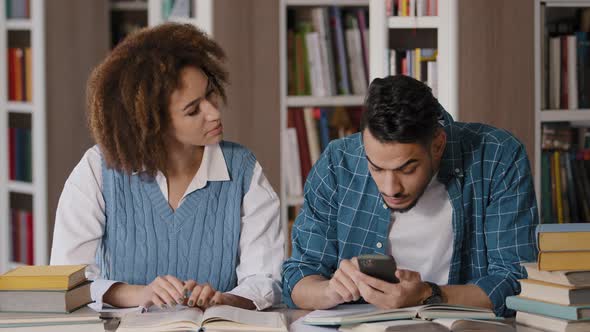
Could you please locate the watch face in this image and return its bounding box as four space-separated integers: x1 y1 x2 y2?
425 294 443 305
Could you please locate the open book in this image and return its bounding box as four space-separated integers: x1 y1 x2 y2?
303 304 497 326
117 305 287 332
338 318 515 332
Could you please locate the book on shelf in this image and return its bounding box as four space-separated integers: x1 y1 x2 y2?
0 280 92 313
117 305 287 332
8 126 32 182
287 7 369 97
521 262 590 288
386 48 438 95
507 296 590 321
540 124 590 223
519 278 590 306
544 9 590 110
339 318 513 332
9 208 33 265
302 303 496 326
286 107 364 196
0 306 103 332
516 311 590 332
7 47 32 103
6 0 30 19
0 265 87 291
386 0 438 17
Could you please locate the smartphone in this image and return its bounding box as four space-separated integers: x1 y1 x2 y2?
357 254 399 284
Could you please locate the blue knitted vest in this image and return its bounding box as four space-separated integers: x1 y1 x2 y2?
97 141 255 291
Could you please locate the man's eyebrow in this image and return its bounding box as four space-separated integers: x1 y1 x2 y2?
366 155 418 171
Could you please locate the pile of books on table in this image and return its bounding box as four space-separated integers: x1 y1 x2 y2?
0 265 102 331
508 223 590 332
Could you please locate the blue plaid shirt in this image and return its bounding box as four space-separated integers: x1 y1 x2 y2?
282 110 539 317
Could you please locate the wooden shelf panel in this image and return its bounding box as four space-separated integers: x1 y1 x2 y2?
540 110 590 122
7 181 34 195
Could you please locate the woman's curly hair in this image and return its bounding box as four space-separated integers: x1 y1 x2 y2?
87 23 228 176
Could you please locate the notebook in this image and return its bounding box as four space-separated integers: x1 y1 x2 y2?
302 304 497 326
117 304 287 332
0 265 87 290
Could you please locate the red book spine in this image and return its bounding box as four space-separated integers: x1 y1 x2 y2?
8 48 16 101
26 211 34 265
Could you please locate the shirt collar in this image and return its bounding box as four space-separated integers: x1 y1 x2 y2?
436 105 465 184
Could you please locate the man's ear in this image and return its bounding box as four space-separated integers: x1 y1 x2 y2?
431 128 446 159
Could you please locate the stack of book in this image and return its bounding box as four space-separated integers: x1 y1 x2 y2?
507 223 590 332
0 265 101 331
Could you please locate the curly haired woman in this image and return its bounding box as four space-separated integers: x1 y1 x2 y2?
50 23 283 311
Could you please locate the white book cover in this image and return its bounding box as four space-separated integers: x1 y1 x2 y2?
567 35 578 109
285 128 303 197
390 49 397 76
550 37 561 110
312 8 336 96
303 108 321 165
305 32 325 96
427 61 438 98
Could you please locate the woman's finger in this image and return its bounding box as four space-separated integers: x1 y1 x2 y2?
197 284 214 308
188 284 203 307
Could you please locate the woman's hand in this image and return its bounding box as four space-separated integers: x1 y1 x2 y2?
184 281 223 309
139 275 186 308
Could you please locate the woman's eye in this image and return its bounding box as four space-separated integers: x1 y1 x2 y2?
187 105 200 116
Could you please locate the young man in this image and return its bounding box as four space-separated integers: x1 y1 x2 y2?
282 75 538 317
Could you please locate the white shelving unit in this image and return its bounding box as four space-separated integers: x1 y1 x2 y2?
369 0 458 120
148 0 212 36
279 0 459 250
0 0 47 274
533 0 590 210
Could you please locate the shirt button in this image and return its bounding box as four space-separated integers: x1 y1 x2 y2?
382 203 388 209
376 242 383 249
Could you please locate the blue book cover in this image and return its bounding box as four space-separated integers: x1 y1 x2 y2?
537 223 590 234
318 109 330 151
330 6 351 95
506 296 590 321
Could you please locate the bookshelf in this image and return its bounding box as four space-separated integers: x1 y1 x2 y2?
0 1 109 274
279 0 458 250
0 0 46 274
534 0 590 224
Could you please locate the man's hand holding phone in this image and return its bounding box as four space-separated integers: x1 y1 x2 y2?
323 258 362 307
355 254 430 310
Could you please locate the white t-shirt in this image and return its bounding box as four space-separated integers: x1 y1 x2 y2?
387 175 453 285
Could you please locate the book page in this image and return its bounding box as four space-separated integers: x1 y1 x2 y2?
202 305 286 331
118 307 203 331
434 319 515 332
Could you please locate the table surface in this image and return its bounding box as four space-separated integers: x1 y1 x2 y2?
103 308 547 332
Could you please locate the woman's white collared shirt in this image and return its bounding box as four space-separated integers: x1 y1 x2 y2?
50 144 284 310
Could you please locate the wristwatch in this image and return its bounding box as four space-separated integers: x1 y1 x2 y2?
422 281 444 305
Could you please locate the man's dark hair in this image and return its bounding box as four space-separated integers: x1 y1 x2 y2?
361 75 442 145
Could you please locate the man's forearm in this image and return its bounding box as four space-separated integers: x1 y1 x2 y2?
291 275 338 310
439 284 493 310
